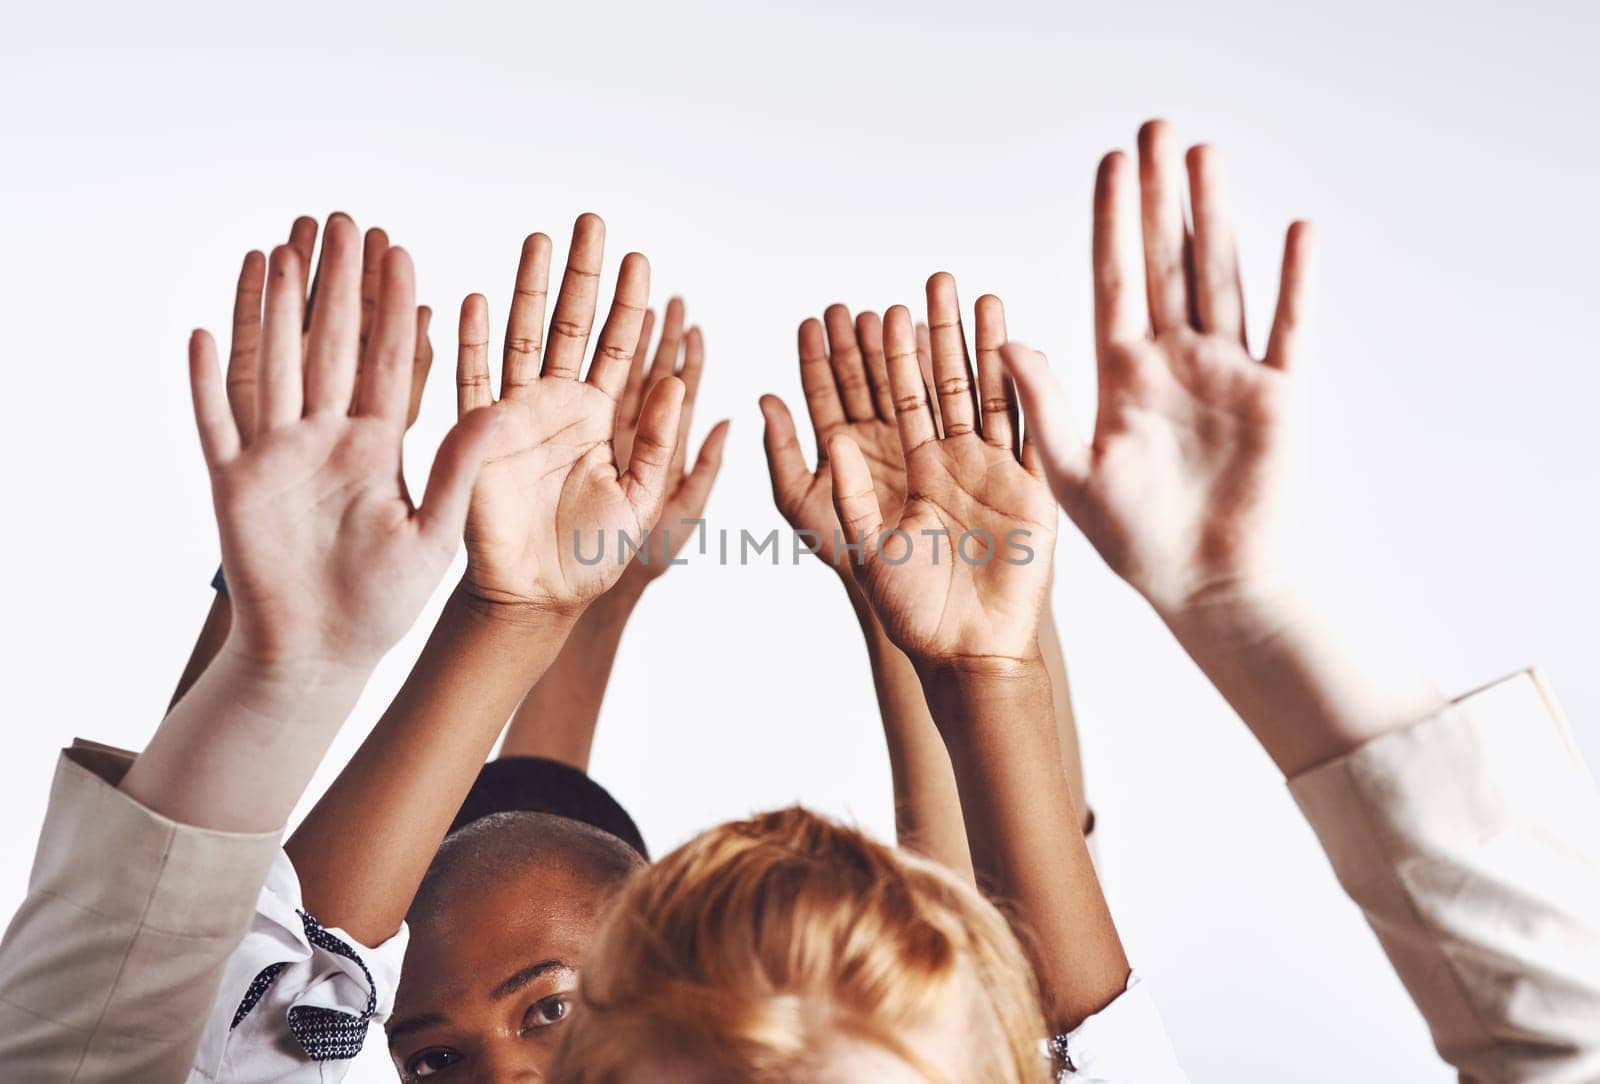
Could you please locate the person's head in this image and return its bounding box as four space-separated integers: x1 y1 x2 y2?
386 810 647 1081
551 806 1051 1083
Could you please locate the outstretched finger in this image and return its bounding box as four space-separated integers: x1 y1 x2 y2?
542 214 605 380
926 273 976 436
1001 344 1091 508
619 375 686 523
257 244 306 431
974 293 1016 453
352 247 419 423
416 406 500 548
647 296 685 387
189 329 240 467
225 250 266 446
359 226 391 360
824 303 874 422
886 307 938 457
617 307 655 428
915 320 943 435
406 306 434 429
585 251 650 400
826 433 885 567
673 419 731 521
1187 144 1245 344
759 393 813 517
1137 119 1193 335
798 316 846 459
856 310 895 422
302 214 363 415
503 232 553 395
456 294 493 415
289 215 317 325
668 324 705 477
1264 221 1318 371
1094 151 1147 351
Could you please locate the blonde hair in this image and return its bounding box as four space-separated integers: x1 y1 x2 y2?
551 807 1050 1083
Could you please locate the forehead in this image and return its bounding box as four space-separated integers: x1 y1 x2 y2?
395 858 615 1009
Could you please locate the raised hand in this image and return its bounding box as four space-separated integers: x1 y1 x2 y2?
169 217 441 709
828 275 1058 665
192 214 498 670
455 214 685 617
615 297 729 587
762 305 907 576
1003 120 1317 616
223 217 436 446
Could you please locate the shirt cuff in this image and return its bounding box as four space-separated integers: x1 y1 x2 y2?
37 741 281 946
1287 669 1600 896
1054 972 1190 1082
0 742 281 1057
194 850 409 1078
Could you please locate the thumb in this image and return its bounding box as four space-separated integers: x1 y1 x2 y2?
620 375 686 524
1000 343 1090 508
673 419 731 521
826 432 884 568
416 406 500 546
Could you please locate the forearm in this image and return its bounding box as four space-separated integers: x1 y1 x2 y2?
122 644 370 834
919 657 1128 1030
1037 598 1089 830
1161 576 1446 779
847 586 974 880
169 590 233 709
499 577 643 769
286 587 575 945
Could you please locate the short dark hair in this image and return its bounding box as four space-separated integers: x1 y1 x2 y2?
409 810 647 931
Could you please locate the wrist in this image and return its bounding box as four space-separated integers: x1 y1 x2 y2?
455 573 587 625
207 639 371 720
1158 572 1311 658
450 579 581 643
571 579 642 642
915 653 1051 734
607 565 652 610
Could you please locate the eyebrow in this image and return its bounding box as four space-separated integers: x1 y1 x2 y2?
490 959 572 1001
386 1011 448 1044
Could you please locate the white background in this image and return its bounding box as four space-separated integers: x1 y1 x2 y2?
2 1 1597 1079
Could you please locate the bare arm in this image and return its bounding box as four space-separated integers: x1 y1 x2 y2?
282 217 685 945
847 587 973 878
1037 596 1089 829
761 306 973 875
829 286 1129 1030
919 658 1125 1028
287 592 575 941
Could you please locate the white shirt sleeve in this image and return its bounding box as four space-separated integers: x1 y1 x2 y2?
189 850 410 1084
1052 971 1190 1082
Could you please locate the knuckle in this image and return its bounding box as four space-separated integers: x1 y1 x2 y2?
549 318 590 340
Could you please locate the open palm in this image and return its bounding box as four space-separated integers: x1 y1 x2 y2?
195 216 495 668
1006 121 1316 615
762 306 907 574
456 216 684 615
829 278 1057 664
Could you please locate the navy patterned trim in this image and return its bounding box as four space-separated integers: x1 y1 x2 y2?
230 910 377 1061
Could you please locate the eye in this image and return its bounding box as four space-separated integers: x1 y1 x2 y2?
522 993 571 1031
405 1047 464 1077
